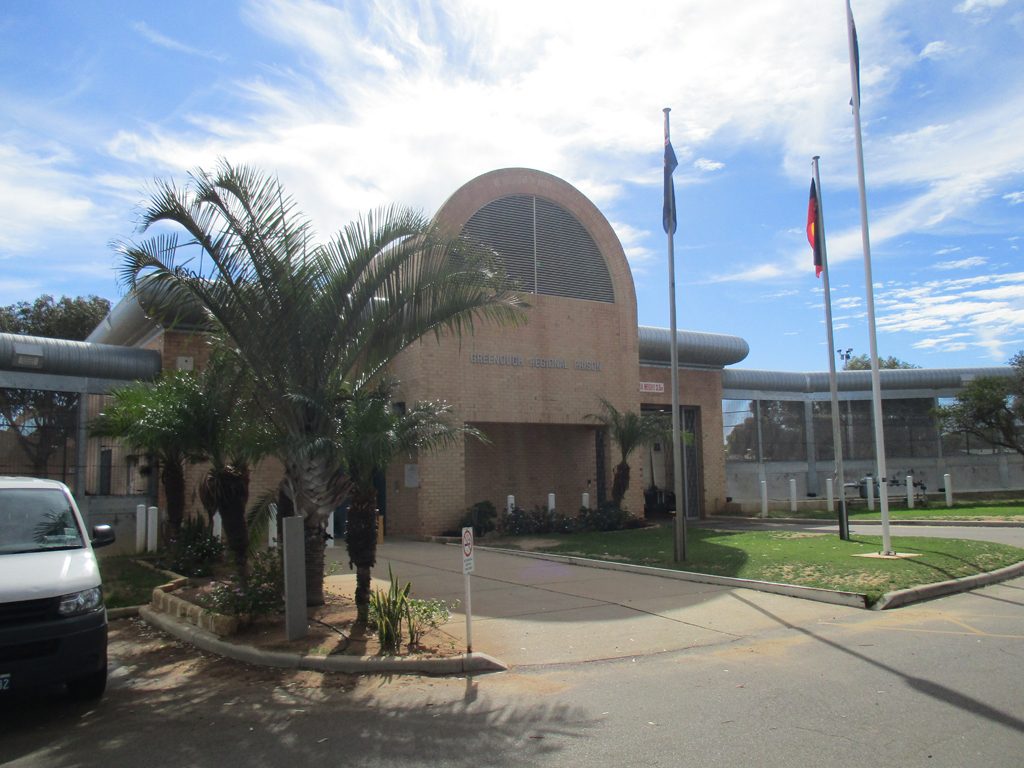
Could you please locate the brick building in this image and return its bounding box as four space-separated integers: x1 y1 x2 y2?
85 167 749 535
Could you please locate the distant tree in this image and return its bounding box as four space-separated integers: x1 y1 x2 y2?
587 399 668 508
90 372 202 535
935 352 1024 458
0 295 111 339
0 295 111 477
843 354 918 371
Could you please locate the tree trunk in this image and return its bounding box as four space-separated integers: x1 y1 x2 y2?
162 460 186 535
200 466 250 580
282 455 345 607
346 485 378 625
612 461 630 508
304 520 326 606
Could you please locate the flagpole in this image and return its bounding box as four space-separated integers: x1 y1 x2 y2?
846 0 893 554
812 156 850 541
664 107 687 562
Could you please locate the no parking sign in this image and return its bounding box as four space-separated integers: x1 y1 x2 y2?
461 526 475 652
462 526 475 574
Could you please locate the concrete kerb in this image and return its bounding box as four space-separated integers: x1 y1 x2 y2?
872 559 1024 610
138 606 507 676
707 516 1024 528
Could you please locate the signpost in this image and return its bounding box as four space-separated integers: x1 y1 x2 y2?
462 526 474 653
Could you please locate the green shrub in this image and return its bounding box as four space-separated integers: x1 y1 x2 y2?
369 565 411 655
163 517 224 577
406 597 454 646
458 500 498 538
498 504 576 536
579 502 630 532
198 551 283 616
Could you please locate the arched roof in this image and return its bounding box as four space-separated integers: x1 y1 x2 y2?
638 326 750 369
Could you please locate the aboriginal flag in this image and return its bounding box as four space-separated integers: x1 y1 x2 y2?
807 179 823 278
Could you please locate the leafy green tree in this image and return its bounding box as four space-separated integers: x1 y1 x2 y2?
89 373 200 534
0 295 111 478
587 399 668 508
115 161 524 605
936 352 1024 458
843 354 918 371
337 381 482 623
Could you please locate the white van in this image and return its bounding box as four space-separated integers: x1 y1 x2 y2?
0 477 115 699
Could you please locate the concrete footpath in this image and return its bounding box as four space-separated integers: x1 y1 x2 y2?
327 540 869 668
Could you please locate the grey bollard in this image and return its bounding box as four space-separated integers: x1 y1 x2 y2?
146 506 158 552
282 516 307 640
944 473 953 507
135 504 146 553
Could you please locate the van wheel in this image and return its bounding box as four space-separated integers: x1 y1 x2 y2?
67 666 107 700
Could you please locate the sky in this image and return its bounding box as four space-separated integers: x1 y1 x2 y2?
1 0 1022 372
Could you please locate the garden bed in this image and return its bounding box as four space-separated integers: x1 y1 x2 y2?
147 573 463 659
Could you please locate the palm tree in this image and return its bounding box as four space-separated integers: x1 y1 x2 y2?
587 399 668 509
191 352 275 578
90 372 202 535
337 381 481 623
116 160 524 604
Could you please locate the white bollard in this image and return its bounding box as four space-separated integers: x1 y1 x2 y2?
789 478 797 514
826 478 835 514
906 475 914 509
507 495 515 514
146 506 158 552
547 493 556 512
135 504 146 553
326 511 335 548
212 511 223 540
944 473 953 508
268 503 279 548
866 479 875 511
581 492 590 510
760 480 768 518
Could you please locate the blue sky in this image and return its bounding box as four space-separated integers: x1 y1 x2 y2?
1 0 1022 372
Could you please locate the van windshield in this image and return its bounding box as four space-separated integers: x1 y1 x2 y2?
0 488 85 555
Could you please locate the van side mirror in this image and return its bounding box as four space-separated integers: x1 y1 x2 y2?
91 524 116 549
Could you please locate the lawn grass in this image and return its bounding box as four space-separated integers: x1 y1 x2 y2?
494 524 1024 603
99 556 171 609
760 501 1024 522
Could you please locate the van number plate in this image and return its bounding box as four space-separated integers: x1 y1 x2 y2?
0 673 10 691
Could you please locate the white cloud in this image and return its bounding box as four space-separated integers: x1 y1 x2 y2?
694 158 725 172
705 263 784 283
919 41 954 60
876 272 1024 361
131 21 227 62
935 256 986 269
954 0 1008 13
0 144 98 254
1004 191 1024 205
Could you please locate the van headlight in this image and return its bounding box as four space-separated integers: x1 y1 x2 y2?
58 587 104 616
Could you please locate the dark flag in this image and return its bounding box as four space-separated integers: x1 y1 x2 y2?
807 179 823 277
849 4 861 109
663 135 678 235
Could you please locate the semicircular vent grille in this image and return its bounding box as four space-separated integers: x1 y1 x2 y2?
460 195 615 303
